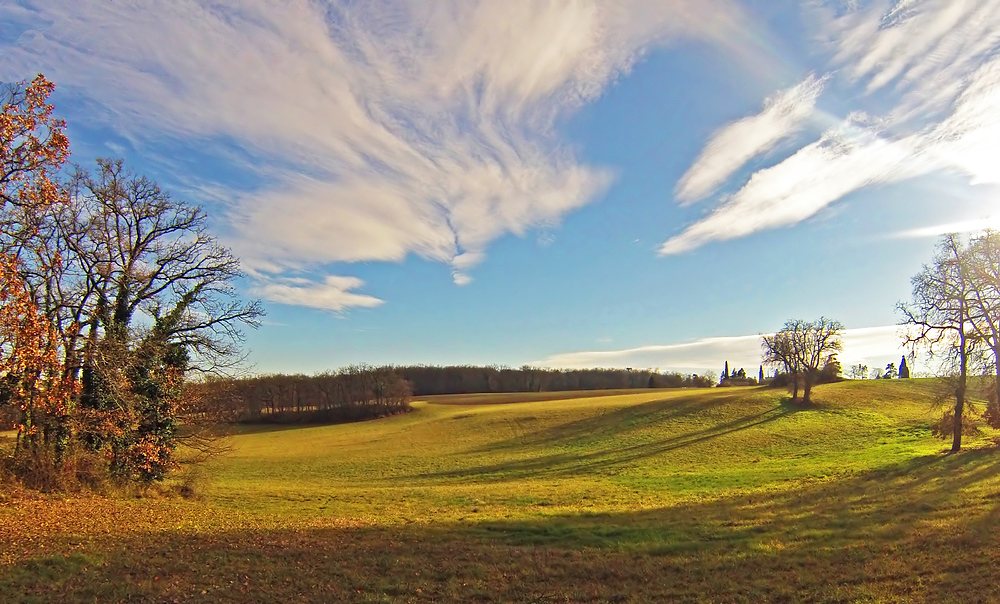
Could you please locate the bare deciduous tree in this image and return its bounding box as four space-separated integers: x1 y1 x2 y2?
762 318 843 405
898 234 979 452
965 230 1000 414
848 364 869 380
1 76 263 486
5 157 263 482
762 329 800 400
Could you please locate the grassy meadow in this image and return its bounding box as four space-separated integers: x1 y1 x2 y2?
3 380 1000 602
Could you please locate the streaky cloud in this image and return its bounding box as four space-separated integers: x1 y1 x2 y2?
833 0 1000 114
255 276 384 313
537 325 908 373
662 117 922 255
0 0 752 311
675 74 826 204
893 217 1000 239
664 0 1000 254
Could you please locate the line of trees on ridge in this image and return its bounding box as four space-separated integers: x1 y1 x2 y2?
718 361 760 387
847 357 911 380
191 365 412 424
199 365 717 423
395 365 715 395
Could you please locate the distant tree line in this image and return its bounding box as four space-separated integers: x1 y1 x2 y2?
193 365 412 424
849 356 911 380
200 365 717 424
718 361 758 387
393 365 714 395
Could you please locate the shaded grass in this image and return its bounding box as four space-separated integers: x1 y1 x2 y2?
4 451 1000 603
415 388 677 405
198 384 957 519
2 380 1000 602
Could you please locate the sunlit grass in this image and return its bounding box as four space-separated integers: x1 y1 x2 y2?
202 382 960 522
3 380 999 602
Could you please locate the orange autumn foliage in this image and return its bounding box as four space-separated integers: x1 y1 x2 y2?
0 254 77 439
0 74 70 211
0 74 75 446
1 76 257 487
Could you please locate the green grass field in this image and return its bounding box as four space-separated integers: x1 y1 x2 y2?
3 380 1000 602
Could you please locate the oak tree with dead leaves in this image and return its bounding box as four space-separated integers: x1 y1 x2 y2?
0 75 261 485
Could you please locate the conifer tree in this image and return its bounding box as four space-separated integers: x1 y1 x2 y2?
899 356 910 379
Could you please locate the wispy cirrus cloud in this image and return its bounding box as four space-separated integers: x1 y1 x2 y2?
894 216 1000 240
536 325 908 373
538 333 763 372
674 74 827 205
1 0 756 309
662 116 924 254
663 0 1000 254
255 276 384 314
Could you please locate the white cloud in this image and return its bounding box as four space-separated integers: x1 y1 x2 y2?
928 54 1000 186
1 0 752 310
840 325 910 367
537 333 764 372
832 0 1000 116
894 216 1000 239
536 325 909 373
675 75 827 204
662 117 923 255
255 275 384 313
665 0 1000 253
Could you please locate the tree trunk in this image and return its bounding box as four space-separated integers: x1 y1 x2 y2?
791 371 799 403
994 344 1000 411
953 384 965 453
953 330 969 453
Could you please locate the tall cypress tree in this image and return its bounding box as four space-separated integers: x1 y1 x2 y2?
899 356 910 379
759 365 764 383
723 361 729 380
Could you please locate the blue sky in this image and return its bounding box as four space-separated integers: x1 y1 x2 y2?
2 0 1000 376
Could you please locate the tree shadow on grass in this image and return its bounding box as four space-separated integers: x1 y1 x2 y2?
206 423 320 437
411 398 798 482
474 390 761 453
479 449 998 541
419 389 661 406
3 450 1000 603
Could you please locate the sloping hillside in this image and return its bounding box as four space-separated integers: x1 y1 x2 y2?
204 381 975 520
3 380 999 603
